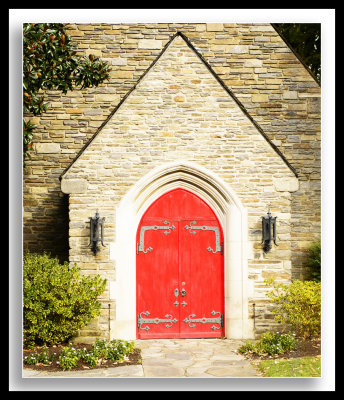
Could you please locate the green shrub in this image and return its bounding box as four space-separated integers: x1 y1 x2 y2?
58 343 80 370
59 340 135 370
238 340 256 355
258 332 298 355
306 241 321 282
24 346 57 365
84 339 135 363
265 278 321 339
106 340 135 362
23 252 106 348
92 338 108 359
79 346 100 367
239 332 298 357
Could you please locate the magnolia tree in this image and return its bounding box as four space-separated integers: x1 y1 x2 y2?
23 23 111 165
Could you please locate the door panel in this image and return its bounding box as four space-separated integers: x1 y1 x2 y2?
136 218 179 338
179 219 224 338
136 189 224 339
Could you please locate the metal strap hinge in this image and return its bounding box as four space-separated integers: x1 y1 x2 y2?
137 311 178 331
137 221 175 254
183 310 223 331
185 221 223 254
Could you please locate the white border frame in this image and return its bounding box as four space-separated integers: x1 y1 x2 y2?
10 8 335 391
109 161 252 339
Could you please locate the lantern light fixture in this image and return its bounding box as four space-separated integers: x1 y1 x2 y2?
88 210 106 255
261 207 278 253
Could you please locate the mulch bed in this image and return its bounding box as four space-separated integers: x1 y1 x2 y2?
243 339 321 361
23 343 142 372
23 339 321 372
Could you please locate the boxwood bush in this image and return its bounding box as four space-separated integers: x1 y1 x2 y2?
23 252 106 348
265 278 321 339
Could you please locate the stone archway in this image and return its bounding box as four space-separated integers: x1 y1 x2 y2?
109 161 252 340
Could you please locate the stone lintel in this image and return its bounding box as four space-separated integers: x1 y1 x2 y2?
35 143 60 154
61 178 87 194
273 177 299 192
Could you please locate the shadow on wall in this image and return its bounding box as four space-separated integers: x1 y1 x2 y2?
24 193 70 264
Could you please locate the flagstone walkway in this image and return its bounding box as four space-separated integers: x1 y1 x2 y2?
23 338 261 378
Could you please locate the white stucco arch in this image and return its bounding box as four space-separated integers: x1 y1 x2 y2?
109 161 253 339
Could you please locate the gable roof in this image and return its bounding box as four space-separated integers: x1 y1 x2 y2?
59 31 298 180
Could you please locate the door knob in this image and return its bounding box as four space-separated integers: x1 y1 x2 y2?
174 288 179 297
181 288 187 297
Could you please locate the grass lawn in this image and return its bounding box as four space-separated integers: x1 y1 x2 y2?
257 356 321 377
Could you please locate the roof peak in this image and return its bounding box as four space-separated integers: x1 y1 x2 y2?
60 30 298 180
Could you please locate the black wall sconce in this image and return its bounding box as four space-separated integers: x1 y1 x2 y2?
88 211 106 255
261 207 278 253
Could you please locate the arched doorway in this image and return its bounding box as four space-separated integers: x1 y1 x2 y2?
111 161 251 340
136 188 224 339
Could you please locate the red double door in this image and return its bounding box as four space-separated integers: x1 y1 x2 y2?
136 188 224 339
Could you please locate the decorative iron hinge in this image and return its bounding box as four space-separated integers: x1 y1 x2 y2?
183 310 223 331
137 221 175 254
184 221 223 254
137 311 178 331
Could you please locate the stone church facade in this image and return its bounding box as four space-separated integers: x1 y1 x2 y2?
23 23 320 342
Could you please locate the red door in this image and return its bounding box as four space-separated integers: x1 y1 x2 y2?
136 188 224 339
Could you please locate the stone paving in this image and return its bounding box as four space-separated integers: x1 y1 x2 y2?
23 339 261 378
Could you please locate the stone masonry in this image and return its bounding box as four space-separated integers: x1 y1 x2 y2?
23 24 321 340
